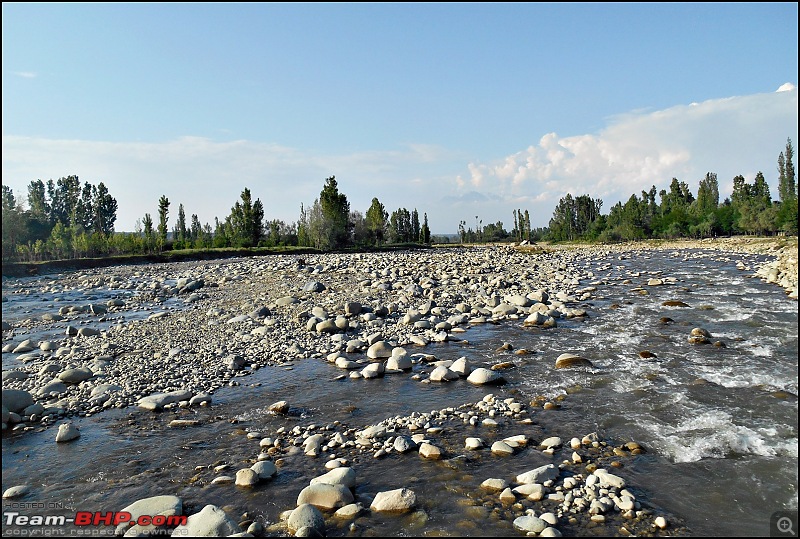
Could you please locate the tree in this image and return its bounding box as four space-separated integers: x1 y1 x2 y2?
365 197 388 246
91 182 117 236
411 209 421 243
142 213 154 253
694 172 720 217
157 195 170 249
420 213 431 244
777 138 798 235
174 203 187 247
319 176 351 249
778 138 796 203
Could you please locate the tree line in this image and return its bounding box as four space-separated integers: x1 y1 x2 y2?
2 139 795 262
545 138 796 242
452 138 796 244
1 175 433 262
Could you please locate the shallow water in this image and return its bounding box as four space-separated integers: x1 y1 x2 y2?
2 249 797 537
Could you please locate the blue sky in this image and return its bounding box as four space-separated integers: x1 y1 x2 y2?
3 3 798 234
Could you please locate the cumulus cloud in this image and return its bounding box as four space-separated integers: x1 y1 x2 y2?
459 88 798 220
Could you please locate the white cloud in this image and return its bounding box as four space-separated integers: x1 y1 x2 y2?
1 136 464 232
777 82 796 92
456 87 798 223
3 88 797 234
13 71 37 78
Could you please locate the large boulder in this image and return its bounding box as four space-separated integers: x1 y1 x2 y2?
554 353 593 369
2 389 34 413
296 483 354 511
466 368 505 385
170 504 239 537
370 488 416 513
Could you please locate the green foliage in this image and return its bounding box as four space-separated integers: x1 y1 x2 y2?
319 176 351 249
365 197 388 245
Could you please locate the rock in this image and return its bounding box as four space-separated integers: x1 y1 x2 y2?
393 435 417 453
429 365 459 382
466 368 505 385
386 353 412 371
115 495 182 535
516 464 559 485
333 503 362 519
540 436 562 449
2 370 28 382
662 300 690 307
370 488 416 513
2 389 35 413
303 281 326 293
465 437 484 450
450 356 471 376
170 504 239 537
594 468 626 489
77 327 101 337
360 362 385 379
2 485 30 499
296 483 354 511
480 478 509 492
418 442 443 459
137 390 193 411
235 468 259 487
251 460 277 480
55 422 80 443
490 441 515 456
310 467 356 489
58 367 94 383
513 515 548 534
513 483 545 501
37 380 67 397
287 504 326 535
268 400 290 414
223 355 246 370
367 341 393 359
554 353 593 369
316 319 340 334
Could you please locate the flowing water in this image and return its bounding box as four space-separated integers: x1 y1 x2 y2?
2 249 797 537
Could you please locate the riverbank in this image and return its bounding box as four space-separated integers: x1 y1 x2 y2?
2 238 796 537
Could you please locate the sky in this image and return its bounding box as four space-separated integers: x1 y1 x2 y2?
2 3 798 234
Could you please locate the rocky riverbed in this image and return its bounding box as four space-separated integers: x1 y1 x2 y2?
2 237 797 537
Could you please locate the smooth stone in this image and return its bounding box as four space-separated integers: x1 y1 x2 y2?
235 468 259 487
310 467 356 489
2 485 30 499
251 460 277 479
296 483 354 511
170 504 239 537
491 441 515 455
366 341 393 359
115 495 182 535
513 515 548 534
554 353 593 369
2 389 35 413
516 464 559 485
288 504 326 535
466 368 506 385
370 488 416 513
465 437 484 450
480 478 509 492
55 422 80 443
58 367 94 384
418 442 443 459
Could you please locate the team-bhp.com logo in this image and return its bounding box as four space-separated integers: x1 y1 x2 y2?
4 510 187 528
